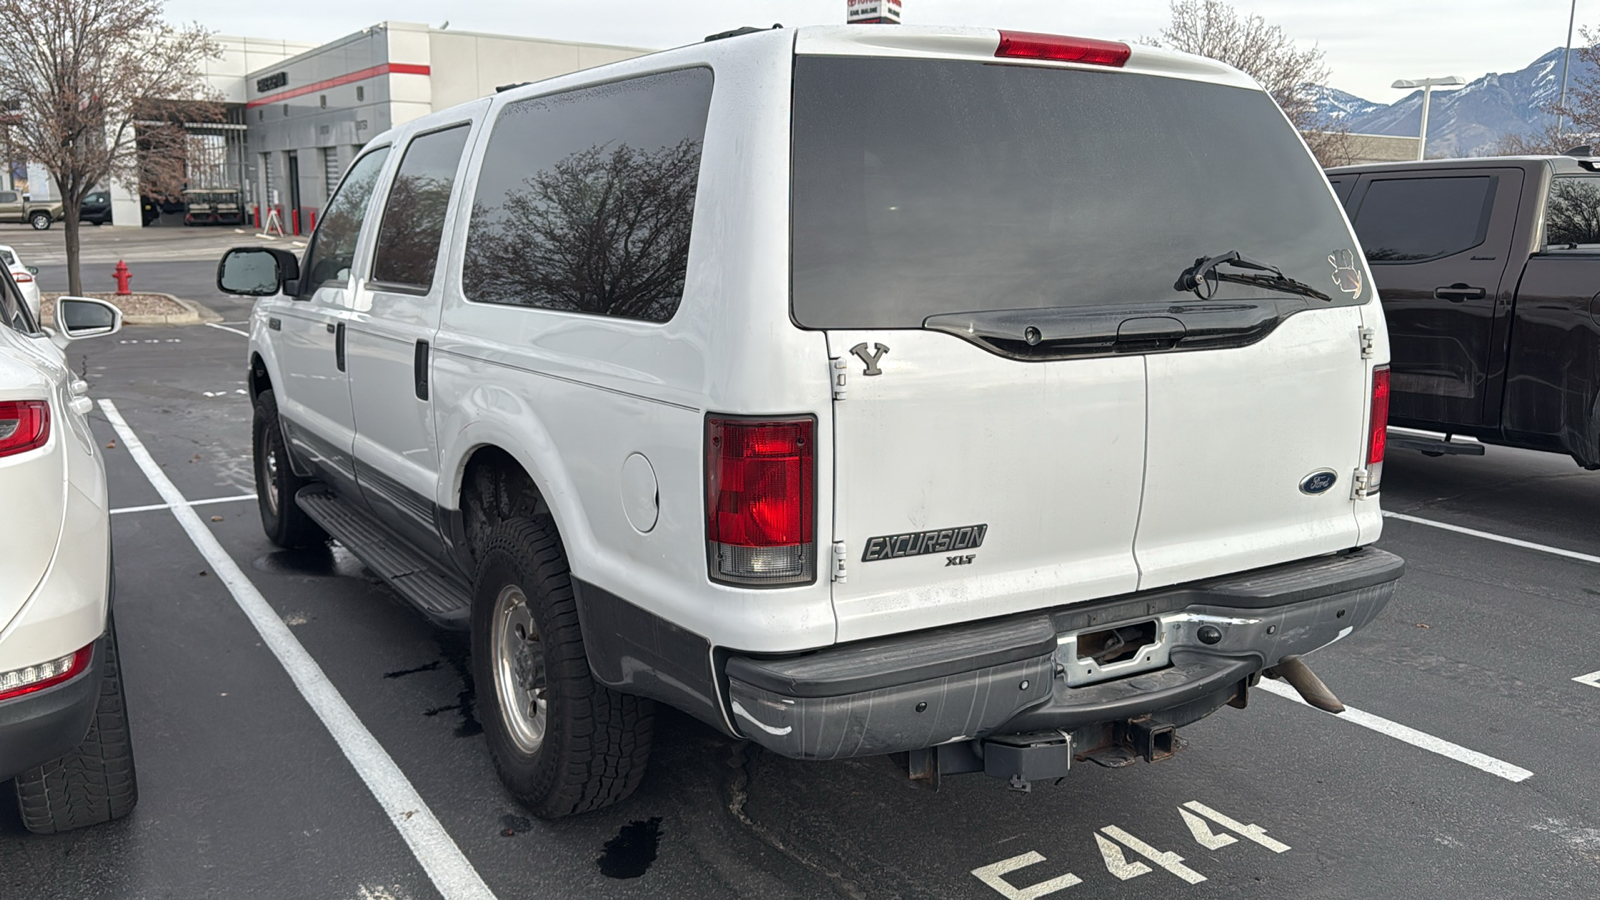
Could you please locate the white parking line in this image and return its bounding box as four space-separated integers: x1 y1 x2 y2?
1574 670 1600 689
98 399 496 900
111 493 256 515
1383 511 1600 566
205 322 250 338
1256 679 1533 782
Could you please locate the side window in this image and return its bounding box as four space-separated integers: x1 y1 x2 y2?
1352 175 1496 263
1543 176 1600 249
462 67 713 323
1327 177 1354 205
370 125 471 291
0 192 16 203
298 147 391 296
0 271 32 334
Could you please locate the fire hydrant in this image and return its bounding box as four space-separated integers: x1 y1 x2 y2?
112 260 131 296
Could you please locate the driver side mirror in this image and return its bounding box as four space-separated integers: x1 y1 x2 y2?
54 296 122 342
217 247 300 297
25 266 37 276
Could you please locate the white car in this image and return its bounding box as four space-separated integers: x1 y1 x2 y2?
220 25 1402 816
0 274 133 833
0 245 42 322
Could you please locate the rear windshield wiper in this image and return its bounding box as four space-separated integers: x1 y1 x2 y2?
1175 250 1331 302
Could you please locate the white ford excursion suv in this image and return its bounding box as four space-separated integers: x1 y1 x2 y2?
219 25 1402 816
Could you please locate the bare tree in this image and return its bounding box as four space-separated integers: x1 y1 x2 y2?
0 0 216 294
1146 0 1354 166
1489 118 1581 156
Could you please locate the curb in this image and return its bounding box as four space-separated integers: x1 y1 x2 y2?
121 293 223 326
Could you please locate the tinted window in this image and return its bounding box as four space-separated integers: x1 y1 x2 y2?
462 68 712 322
1352 176 1495 263
1544 176 1600 248
0 270 33 333
1328 177 1354 205
299 148 390 295
0 249 15 266
371 125 471 290
791 58 1364 329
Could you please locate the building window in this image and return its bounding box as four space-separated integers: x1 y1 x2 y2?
282 104 289 117
319 94 327 108
356 86 365 102
257 108 264 122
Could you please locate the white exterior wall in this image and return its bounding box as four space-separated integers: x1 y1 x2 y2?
426 30 646 111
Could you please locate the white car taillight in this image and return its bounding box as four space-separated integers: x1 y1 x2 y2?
12 272 32 283
1366 366 1390 493
0 644 92 702
0 399 49 457
705 415 816 585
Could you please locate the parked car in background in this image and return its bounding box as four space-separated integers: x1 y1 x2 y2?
1329 155 1600 467
0 271 135 834
80 190 112 226
0 245 41 321
221 25 1402 818
182 188 243 226
0 191 63 231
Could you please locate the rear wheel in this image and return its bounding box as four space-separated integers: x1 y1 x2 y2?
252 389 326 548
470 514 653 818
13 615 138 833
29 212 50 231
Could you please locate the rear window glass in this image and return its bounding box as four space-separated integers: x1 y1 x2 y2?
1544 175 1600 248
462 68 712 323
790 58 1363 330
1352 176 1496 262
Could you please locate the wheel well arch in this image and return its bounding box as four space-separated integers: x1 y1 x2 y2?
456 444 556 561
248 353 271 402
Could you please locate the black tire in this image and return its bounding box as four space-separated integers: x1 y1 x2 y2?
252 389 327 548
13 615 138 833
471 515 653 819
29 212 50 231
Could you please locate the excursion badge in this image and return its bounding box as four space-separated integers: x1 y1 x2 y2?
862 524 988 562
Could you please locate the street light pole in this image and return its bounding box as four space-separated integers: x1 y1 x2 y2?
1393 76 1467 160
1558 0 1577 139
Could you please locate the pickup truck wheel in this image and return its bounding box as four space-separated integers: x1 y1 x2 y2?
252 389 327 548
13 614 138 834
471 516 653 818
29 212 50 230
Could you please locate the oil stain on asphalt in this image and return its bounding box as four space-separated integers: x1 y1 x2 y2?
387 633 482 738
598 817 663 879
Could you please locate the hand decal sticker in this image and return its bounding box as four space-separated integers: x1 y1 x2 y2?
1329 249 1362 296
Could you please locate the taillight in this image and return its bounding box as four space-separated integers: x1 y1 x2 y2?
706 415 815 585
0 644 93 703
995 31 1131 67
12 272 31 283
0 399 49 457
1365 366 1390 493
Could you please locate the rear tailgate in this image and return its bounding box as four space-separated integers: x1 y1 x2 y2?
791 33 1380 642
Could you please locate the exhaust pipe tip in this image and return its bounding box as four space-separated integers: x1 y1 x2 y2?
1266 654 1345 714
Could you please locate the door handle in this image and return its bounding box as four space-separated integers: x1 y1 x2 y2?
335 322 345 372
1434 284 1487 302
413 340 429 401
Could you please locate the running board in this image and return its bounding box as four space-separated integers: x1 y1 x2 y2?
1387 429 1485 457
295 486 472 629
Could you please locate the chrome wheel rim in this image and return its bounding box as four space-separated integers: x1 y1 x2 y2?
260 441 281 517
492 584 547 754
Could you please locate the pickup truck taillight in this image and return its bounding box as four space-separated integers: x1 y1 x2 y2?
705 415 815 586
0 399 49 457
1366 366 1390 492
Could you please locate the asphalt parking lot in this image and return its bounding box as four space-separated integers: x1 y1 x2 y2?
3 233 1600 899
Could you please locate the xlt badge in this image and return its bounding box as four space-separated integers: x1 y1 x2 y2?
862 524 987 562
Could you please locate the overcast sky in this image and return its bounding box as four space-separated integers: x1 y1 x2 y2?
164 0 1591 102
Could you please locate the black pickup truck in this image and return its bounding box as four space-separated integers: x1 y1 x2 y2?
1328 155 1600 467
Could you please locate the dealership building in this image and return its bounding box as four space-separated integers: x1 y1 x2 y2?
103 22 647 229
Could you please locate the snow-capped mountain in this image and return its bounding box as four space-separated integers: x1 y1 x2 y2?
1306 85 1385 122
1320 48 1597 157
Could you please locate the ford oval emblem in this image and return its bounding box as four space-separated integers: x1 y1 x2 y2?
1300 469 1338 495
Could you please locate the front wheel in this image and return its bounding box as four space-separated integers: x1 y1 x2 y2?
29 212 51 231
471 516 653 818
252 389 326 548
13 614 138 833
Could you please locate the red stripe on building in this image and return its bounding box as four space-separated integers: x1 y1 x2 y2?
246 62 431 109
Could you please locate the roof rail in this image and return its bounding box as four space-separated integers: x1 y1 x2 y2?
705 24 782 42
495 82 532 93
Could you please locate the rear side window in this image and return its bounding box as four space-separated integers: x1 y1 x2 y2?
462 68 713 323
371 125 471 291
791 58 1363 329
300 148 390 295
1544 175 1600 248
1352 176 1496 263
